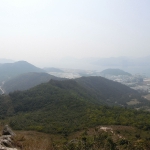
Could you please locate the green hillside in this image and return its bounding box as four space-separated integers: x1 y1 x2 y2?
0 76 150 134
2 72 63 93
76 76 137 105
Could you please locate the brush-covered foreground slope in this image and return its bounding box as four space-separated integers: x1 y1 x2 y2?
0 61 44 83
13 125 150 150
2 72 63 93
0 76 150 134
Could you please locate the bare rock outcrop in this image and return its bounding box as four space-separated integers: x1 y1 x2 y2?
0 125 18 150
2 125 15 136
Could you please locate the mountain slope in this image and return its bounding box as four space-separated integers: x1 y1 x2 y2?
76 76 138 105
0 77 150 135
0 61 44 83
0 76 150 134
2 72 62 93
100 68 132 76
2 80 97 133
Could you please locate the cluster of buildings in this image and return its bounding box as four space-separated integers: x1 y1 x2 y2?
103 74 150 93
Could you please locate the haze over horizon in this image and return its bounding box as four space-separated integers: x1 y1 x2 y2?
1 0 150 68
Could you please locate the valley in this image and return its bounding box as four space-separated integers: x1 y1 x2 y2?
1 0 150 149
0 61 150 149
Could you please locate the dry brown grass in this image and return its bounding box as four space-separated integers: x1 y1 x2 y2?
127 99 140 105
143 94 150 101
0 125 144 150
13 130 63 150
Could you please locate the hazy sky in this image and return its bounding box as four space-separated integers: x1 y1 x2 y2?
0 0 150 67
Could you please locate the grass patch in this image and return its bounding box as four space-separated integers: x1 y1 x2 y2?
143 94 150 101
127 99 140 105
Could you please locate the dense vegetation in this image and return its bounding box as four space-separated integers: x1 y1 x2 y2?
76 76 146 106
0 76 150 135
3 72 62 93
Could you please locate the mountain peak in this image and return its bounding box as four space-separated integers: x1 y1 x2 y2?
0 61 44 83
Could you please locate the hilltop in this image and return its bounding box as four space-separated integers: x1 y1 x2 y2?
0 61 44 84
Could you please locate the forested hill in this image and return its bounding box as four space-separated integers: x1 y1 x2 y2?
0 76 150 133
0 61 44 83
76 76 138 105
2 72 63 93
38 76 139 106
100 68 132 76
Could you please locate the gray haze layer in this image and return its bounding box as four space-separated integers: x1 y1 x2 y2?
0 0 150 68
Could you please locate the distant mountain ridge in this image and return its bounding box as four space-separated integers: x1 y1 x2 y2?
59 56 150 76
89 56 150 76
100 69 132 76
0 61 44 83
2 72 63 93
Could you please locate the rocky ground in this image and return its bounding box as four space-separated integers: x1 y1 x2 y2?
0 125 18 150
